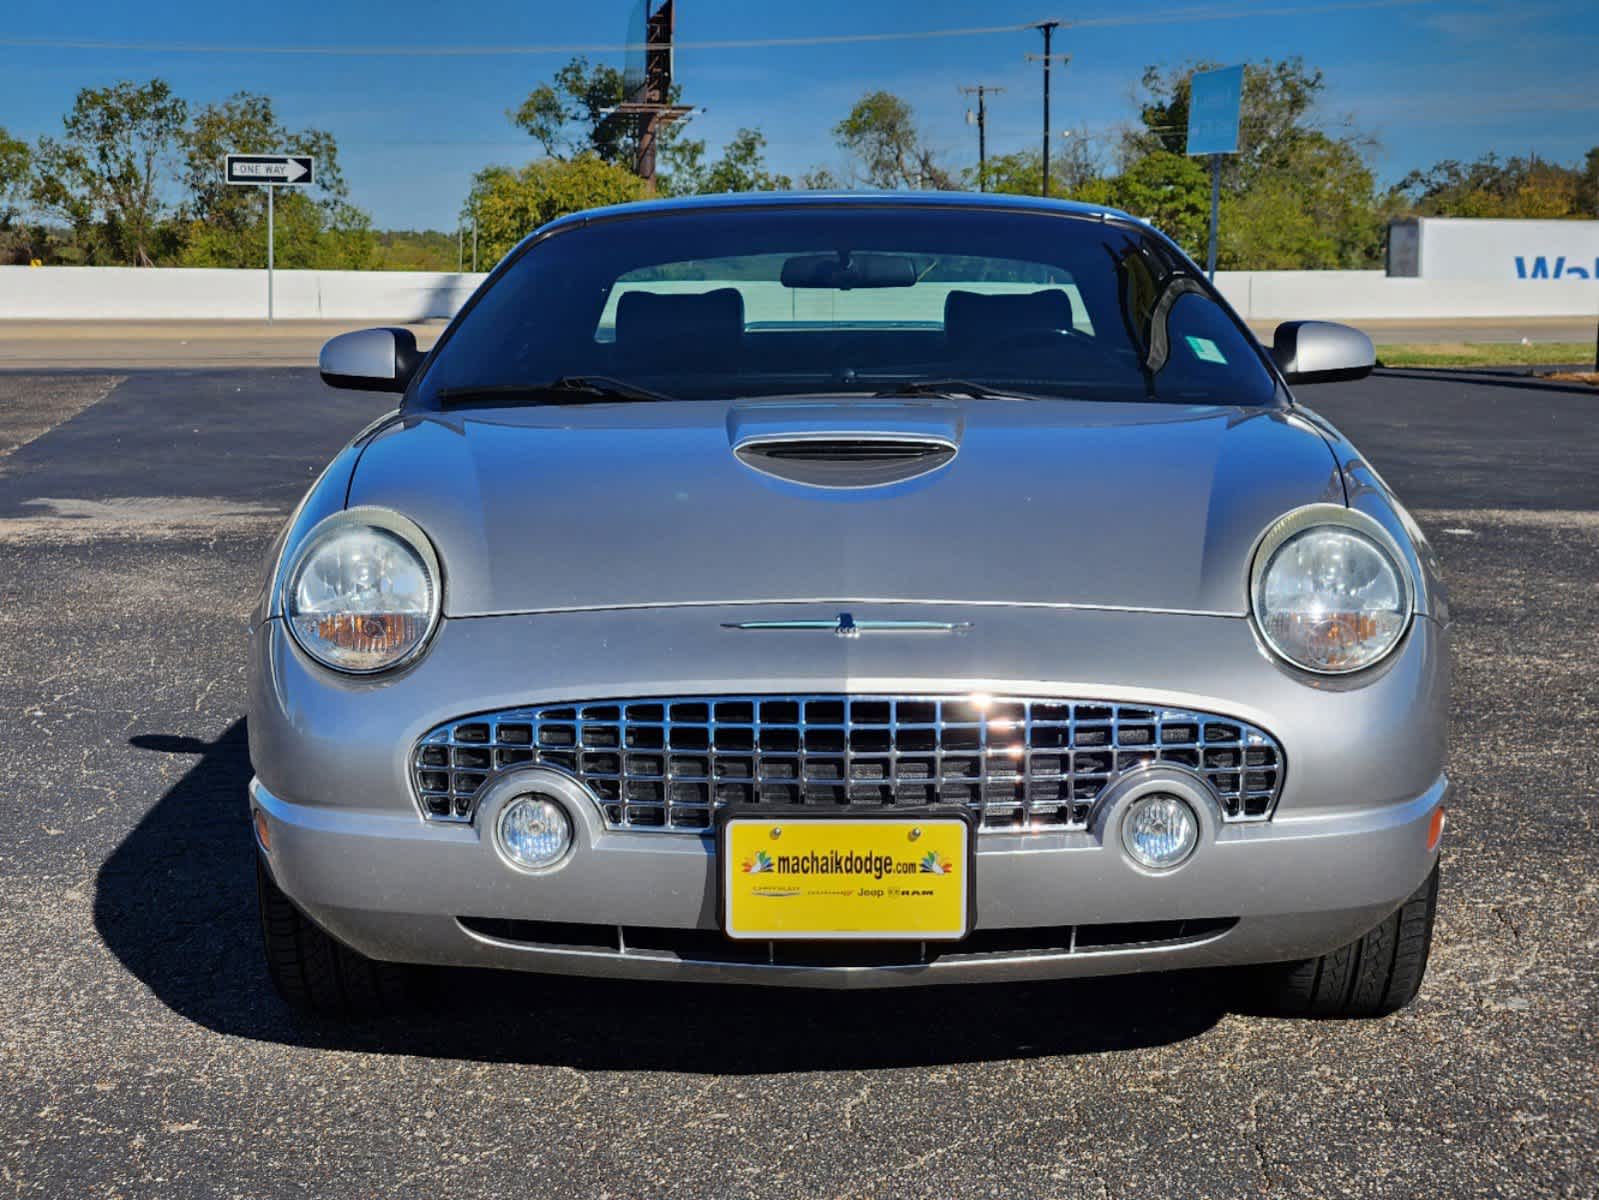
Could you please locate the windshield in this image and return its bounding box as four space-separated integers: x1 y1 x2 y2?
415 206 1278 408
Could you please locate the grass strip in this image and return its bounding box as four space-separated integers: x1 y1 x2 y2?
1376 342 1595 368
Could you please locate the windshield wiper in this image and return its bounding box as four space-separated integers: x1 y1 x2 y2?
874 378 1032 400
437 376 674 407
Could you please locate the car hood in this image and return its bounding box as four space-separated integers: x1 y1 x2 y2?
346 397 1344 618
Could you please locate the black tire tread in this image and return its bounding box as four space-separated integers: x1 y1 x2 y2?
1259 861 1439 1019
256 855 410 1018
1380 860 1440 1013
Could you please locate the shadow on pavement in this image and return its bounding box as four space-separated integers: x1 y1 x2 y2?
97 719 1229 1071
1373 366 1599 397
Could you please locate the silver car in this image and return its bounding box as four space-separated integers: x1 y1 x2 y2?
249 193 1448 1019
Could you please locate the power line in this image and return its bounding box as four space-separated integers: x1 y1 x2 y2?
0 0 1440 58
1071 0 1432 27
0 22 1042 57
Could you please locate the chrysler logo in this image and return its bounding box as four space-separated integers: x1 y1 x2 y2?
722 611 972 637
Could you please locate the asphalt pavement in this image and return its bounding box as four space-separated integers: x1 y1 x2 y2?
0 363 1595 1199
0 321 444 369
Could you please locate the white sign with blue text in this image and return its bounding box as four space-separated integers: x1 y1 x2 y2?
1411 217 1599 282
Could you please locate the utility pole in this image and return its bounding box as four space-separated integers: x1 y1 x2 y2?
960 85 1004 191
1026 22 1069 198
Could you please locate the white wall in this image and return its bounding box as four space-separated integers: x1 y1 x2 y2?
1213 270 1598 320
1410 218 1599 282
0 264 1594 322
0 267 487 321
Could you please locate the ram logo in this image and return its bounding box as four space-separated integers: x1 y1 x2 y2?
1514 256 1597 280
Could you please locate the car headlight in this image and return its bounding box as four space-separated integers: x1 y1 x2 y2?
1251 506 1412 674
283 509 441 673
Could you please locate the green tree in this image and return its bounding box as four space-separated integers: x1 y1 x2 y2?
183 93 353 222
0 126 36 264
0 127 28 224
1121 58 1384 267
1395 151 1591 219
1126 57 1329 189
660 127 792 196
834 92 953 190
372 229 460 271
31 79 189 265
657 135 707 195
1218 179 1330 269
799 166 842 190
178 91 372 269
1580 147 1599 217
1107 150 1211 255
466 156 647 265
179 189 373 269
511 58 635 165
1180 133 1382 269
967 139 1103 197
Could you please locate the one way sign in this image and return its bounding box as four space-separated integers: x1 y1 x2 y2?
224 154 315 186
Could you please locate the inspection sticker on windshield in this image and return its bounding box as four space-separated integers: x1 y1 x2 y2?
1185 335 1228 364
722 816 970 940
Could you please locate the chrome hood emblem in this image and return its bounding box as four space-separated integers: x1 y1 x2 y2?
722 611 972 638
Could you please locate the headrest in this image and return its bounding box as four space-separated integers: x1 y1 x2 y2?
614 287 745 355
943 289 1079 347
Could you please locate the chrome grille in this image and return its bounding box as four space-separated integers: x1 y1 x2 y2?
412 694 1284 832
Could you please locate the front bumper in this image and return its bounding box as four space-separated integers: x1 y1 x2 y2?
248 602 1449 988
253 769 1446 987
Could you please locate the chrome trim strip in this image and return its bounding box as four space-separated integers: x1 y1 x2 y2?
722 613 972 636
448 597 1243 620
730 430 960 452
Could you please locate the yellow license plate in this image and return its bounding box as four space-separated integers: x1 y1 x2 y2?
722 816 970 940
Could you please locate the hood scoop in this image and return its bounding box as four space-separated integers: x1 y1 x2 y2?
735 435 957 487
728 400 961 489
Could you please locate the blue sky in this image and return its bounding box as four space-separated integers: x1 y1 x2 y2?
2 0 1595 230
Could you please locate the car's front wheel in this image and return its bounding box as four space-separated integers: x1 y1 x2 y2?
1255 862 1440 1019
256 855 414 1018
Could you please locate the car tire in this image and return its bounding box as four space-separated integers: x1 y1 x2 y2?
1256 861 1440 1019
256 855 413 1018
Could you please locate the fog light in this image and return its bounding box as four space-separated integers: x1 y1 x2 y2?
1121 793 1198 870
496 794 572 871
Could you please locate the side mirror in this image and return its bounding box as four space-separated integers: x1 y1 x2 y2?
319 327 422 393
1270 321 1374 385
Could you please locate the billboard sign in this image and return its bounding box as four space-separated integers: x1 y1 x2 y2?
1186 66 1244 157
1390 217 1599 281
623 0 650 102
